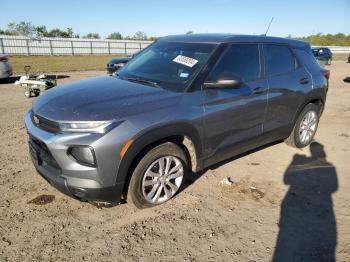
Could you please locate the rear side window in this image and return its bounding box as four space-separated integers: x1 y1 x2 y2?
263 45 296 76
208 44 260 82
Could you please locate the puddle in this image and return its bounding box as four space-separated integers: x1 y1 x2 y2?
28 195 55 205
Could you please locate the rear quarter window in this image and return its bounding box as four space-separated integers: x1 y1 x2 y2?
263 45 296 76
293 48 322 73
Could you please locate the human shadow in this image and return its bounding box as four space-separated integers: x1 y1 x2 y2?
272 142 338 262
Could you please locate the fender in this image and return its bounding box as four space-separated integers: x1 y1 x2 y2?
114 121 204 186
292 87 326 127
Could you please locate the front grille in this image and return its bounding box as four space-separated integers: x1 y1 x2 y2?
29 135 61 171
33 114 60 133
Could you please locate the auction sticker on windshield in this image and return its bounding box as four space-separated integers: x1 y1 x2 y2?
173 55 198 67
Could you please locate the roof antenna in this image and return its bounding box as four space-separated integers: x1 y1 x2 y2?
264 17 274 36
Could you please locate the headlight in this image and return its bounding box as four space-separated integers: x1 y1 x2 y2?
59 121 117 133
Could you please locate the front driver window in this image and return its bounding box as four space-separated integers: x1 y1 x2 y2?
207 44 260 83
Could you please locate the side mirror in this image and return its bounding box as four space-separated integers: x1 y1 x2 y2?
204 75 243 89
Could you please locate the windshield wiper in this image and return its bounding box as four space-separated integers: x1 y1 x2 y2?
123 76 160 87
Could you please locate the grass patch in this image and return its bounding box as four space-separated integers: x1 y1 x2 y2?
9 55 125 74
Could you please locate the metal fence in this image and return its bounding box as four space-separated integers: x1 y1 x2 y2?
314 46 350 54
1 35 349 55
0 35 153 56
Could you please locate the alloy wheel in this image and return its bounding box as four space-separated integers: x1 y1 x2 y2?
299 110 317 144
141 156 184 204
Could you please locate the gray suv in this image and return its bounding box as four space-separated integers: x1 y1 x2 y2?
25 34 329 208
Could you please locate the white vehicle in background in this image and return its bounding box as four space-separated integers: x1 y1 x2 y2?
0 54 13 79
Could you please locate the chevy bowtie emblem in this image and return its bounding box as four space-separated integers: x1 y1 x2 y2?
33 115 40 125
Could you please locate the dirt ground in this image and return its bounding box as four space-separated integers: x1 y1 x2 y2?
0 62 349 262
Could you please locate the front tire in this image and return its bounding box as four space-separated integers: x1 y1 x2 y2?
24 90 32 98
33 90 40 97
128 142 188 208
285 103 320 148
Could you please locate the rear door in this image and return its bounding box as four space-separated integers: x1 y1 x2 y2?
262 44 313 137
202 43 268 163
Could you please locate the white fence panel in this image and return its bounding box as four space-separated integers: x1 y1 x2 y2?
1 37 28 55
73 41 91 55
0 35 153 56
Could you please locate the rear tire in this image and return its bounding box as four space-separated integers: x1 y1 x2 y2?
128 142 188 209
285 103 320 148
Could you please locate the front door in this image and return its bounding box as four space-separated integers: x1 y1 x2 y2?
202 43 268 165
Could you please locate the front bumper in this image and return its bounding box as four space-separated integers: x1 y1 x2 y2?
32 158 123 203
25 111 138 203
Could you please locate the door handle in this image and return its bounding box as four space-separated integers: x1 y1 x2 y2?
253 87 266 94
299 78 310 85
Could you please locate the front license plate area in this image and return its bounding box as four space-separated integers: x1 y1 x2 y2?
29 143 42 166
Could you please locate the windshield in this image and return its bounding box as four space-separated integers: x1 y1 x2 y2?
117 41 217 91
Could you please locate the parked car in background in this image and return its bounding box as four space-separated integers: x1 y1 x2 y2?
0 54 13 79
26 34 329 208
312 47 333 65
106 51 140 74
106 57 130 74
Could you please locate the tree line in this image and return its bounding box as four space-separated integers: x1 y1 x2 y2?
290 33 350 46
0 21 158 41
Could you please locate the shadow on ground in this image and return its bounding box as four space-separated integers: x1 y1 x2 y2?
0 74 70 84
0 76 20 84
46 74 70 80
273 142 337 262
181 140 338 261
183 140 282 189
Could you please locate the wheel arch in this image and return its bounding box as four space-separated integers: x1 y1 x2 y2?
115 122 203 196
293 93 325 126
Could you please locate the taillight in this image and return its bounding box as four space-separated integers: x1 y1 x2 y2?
321 69 330 91
322 69 330 80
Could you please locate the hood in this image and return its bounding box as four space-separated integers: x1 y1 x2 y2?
33 76 183 121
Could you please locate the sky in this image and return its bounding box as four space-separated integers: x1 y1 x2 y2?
1 0 349 38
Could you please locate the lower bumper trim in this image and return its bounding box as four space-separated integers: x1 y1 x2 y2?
34 164 123 204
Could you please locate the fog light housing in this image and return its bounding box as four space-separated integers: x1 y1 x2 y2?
69 187 87 199
68 146 96 167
